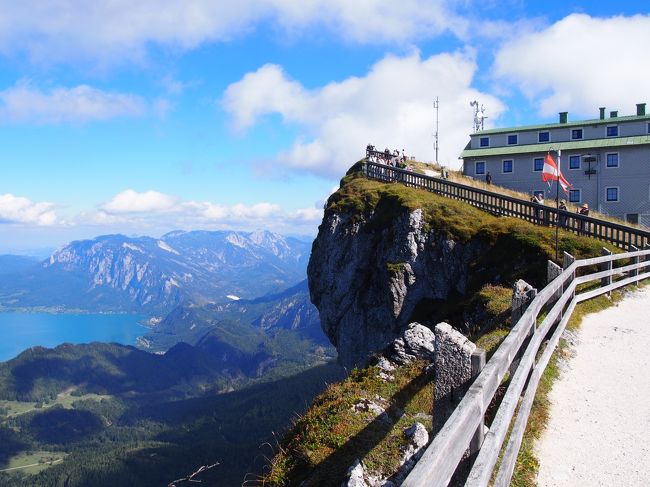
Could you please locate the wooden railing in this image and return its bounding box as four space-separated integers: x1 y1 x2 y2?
362 160 650 249
402 247 650 487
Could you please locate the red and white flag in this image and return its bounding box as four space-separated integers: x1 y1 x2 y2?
542 152 572 194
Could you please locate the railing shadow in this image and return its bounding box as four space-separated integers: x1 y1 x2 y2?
291 365 434 487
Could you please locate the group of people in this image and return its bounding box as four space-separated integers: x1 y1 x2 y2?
533 195 590 233
366 144 411 169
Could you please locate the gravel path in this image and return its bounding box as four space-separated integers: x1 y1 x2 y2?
536 286 650 486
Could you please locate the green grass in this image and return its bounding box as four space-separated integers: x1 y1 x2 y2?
0 451 66 475
259 163 635 487
0 392 111 419
329 165 619 264
262 360 434 486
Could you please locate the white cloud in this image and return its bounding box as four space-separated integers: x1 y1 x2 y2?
102 190 179 214
288 207 324 223
0 193 57 225
98 189 285 226
0 81 147 123
223 51 504 174
0 1 467 64
493 14 650 117
89 188 338 235
271 0 467 43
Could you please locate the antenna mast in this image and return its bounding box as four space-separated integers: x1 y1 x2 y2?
470 100 488 132
433 97 439 165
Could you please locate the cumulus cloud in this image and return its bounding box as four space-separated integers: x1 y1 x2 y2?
0 82 147 123
98 189 286 227
102 190 179 214
223 51 504 174
287 207 324 223
493 14 650 117
0 193 57 225
0 1 467 64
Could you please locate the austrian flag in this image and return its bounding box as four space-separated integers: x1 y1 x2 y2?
542 152 572 194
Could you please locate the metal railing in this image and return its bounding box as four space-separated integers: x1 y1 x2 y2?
362 160 650 249
402 247 650 486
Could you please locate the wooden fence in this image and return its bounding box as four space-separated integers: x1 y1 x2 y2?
402 247 650 486
362 160 650 249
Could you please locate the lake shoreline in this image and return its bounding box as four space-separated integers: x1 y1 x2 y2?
0 312 148 362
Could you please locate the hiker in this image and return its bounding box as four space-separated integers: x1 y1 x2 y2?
531 192 544 222
485 172 492 185
577 203 589 234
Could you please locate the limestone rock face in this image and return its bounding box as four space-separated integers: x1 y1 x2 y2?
308 206 485 367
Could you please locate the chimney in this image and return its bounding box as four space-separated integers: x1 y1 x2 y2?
637 103 646 116
610 110 618 118
599 107 606 120
559 112 568 124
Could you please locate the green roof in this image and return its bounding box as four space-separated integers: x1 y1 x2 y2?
473 113 650 136
460 135 650 158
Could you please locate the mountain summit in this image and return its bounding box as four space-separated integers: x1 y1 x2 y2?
2 230 311 312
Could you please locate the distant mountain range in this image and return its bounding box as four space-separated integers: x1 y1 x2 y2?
0 230 311 313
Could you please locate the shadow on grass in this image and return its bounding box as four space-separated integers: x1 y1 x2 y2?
290 366 434 487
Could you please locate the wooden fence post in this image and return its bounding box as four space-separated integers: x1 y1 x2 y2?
601 248 612 295
563 252 575 300
630 245 639 285
547 260 563 305
469 349 487 457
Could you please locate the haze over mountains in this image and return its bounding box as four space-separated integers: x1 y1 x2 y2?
0 230 311 313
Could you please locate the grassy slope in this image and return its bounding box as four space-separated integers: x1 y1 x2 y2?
261 164 622 486
264 360 433 486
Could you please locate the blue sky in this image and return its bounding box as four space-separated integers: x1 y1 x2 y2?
0 1 648 254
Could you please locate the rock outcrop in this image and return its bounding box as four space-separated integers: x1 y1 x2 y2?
308 204 485 367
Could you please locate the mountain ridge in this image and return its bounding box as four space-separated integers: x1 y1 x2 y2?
1 229 311 313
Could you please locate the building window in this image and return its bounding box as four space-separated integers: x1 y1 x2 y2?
538 131 550 143
475 161 486 175
502 159 513 173
569 189 581 203
571 128 583 140
507 134 518 145
647 122 650 134
569 155 580 169
606 153 619 168
479 137 489 147
606 126 618 137
606 187 619 202
533 157 544 171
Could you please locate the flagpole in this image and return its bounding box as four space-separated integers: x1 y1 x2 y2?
555 149 561 261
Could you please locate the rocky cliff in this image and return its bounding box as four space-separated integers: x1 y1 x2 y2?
308 164 610 368
309 205 486 368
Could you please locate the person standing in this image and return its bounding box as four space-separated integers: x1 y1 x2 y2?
485 172 492 185
577 203 589 234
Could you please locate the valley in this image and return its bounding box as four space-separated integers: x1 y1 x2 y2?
0 228 337 485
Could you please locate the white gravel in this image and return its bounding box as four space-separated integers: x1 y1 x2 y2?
536 286 650 487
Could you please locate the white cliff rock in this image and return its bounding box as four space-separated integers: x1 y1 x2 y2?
308 204 485 367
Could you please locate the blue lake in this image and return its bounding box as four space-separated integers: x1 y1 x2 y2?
0 313 147 362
